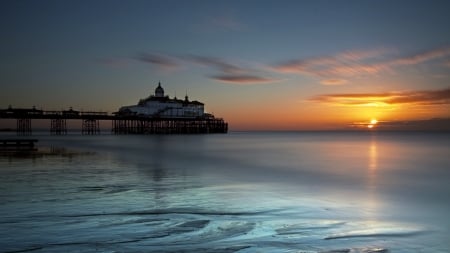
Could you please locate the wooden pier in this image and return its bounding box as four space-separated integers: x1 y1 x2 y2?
0 107 228 135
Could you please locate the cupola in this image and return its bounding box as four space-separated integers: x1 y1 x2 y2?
155 82 164 97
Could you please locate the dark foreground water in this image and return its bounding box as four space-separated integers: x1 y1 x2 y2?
0 132 449 252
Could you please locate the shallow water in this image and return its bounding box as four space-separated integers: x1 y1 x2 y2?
0 132 449 252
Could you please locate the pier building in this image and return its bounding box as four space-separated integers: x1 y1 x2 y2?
117 82 204 118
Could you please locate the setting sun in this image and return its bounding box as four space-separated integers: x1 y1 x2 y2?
368 118 378 129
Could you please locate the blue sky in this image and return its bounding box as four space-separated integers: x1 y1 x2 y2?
1 0 449 129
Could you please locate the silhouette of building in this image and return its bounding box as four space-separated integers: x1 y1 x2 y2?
117 82 205 118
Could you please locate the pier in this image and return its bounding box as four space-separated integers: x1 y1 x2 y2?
0 107 228 135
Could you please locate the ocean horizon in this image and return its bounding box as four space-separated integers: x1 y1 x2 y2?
1 131 449 252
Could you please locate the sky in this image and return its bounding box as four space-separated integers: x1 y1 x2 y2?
1 0 449 130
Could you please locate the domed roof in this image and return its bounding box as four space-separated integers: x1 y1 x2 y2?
155 82 164 97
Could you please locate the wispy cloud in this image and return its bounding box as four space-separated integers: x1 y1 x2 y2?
309 87 450 106
272 46 450 84
135 53 179 70
132 53 277 84
212 75 278 84
389 46 450 66
272 56 334 74
272 48 388 78
320 79 348 85
186 55 278 84
185 55 243 74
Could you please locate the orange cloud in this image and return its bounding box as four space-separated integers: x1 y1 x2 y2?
310 87 450 106
322 64 386 76
335 49 387 61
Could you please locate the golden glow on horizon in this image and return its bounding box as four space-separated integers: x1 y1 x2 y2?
205 86 449 130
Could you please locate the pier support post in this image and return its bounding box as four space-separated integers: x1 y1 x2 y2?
16 118 32 135
112 119 127 134
82 119 100 135
50 118 67 135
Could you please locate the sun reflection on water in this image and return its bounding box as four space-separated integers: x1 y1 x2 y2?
365 136 380 224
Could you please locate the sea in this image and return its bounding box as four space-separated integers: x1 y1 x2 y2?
0 131 449 253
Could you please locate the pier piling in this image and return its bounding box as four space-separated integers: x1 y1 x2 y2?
82 119 100 135
50 118 67 135
16 118 32 135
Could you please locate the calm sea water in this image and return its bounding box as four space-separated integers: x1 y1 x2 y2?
0 132 449 252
